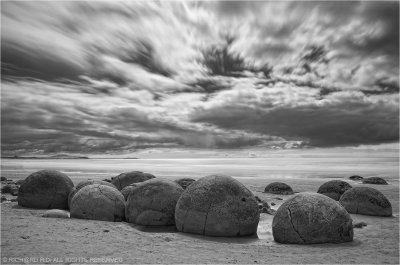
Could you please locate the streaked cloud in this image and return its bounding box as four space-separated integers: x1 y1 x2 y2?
1 1 398 155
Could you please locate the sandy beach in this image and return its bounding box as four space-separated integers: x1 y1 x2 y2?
1 170 398 264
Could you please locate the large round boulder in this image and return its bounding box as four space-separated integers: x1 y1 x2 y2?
264 182 294 195
121 183 139 200
317 180 352 201
175 175 260 237
272 193 353 244
70 184 125 222
111 171 155 190
68 179 117 208
362 177 388 185
18 170 74 209
339 187 392 217
174 178 196 190
125 178 183 226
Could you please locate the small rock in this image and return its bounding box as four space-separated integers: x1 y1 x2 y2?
15 179 25 185
274 197 283 200
1 177 7 181
21 235 30 239
102 178 112 183
103 229 110 233
271 202 276 206
353 222 367 228
42 209 70 219
1 185 12 193
10 186 19 196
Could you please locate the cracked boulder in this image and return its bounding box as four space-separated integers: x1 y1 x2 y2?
125 178 183 226
68 179 117 208
174 178 196 190
175 175 260 237
339 187 392 217
317 180 352 201
70 184 125 222
362 177 388 185
121 183 140 200
264 182 294 195
111 171 155 190
18 170 74 209
272 192 353 244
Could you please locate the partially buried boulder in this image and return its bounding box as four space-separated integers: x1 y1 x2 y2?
68 179 117 208
317 180 352 201
339 187 392 217
42 209 70 219
264 182 294 195
349 175 363 181
111 171 155 190
125 178 183 226
70 184 125 222
362 177 388 185
175 175 260 237
18 170 74 209
121 183 139 200
174 178 196 190
272 192 353 244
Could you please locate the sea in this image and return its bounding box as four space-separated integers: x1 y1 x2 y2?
1 149 398 182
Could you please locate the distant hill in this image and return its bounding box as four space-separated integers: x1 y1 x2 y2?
2 154 89 159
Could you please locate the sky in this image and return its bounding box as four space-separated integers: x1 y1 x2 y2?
1 1 399 157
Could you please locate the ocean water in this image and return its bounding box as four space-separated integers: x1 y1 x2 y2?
1 153 398 181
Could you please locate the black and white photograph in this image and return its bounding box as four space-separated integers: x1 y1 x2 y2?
1 1 399 264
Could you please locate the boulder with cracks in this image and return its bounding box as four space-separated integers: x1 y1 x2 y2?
18 170 74 209
125 178 183 226
68 180 117 208
272 192 353 244
175 175 260 237
70 184 125 222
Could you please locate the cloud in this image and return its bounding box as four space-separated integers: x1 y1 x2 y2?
191 85 399 147
1 1 399 155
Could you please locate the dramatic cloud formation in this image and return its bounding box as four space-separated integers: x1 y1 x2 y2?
1 1 398 155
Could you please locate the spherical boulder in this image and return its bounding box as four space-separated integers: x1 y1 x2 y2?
349 175 363 181
68 179 117 208
42 209 70 219
174 178 196 189
125 178 183 226
317 180 352 201
272 192 353 244
18 170 74 209
121 183 139 200
175 175 260 237
111 171 155 190
70 184 125 222
362 177 388 185
339 187 392 217
264 182 294 195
